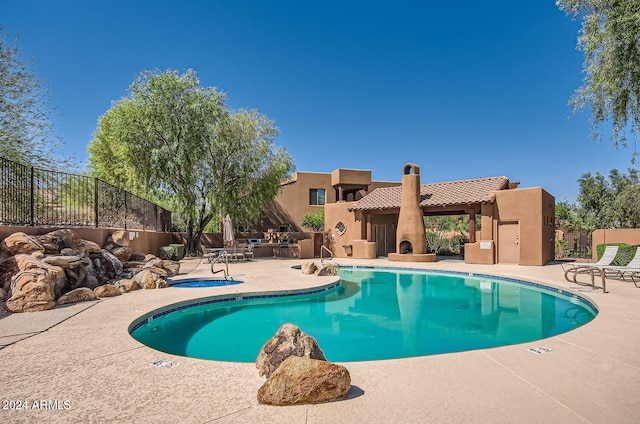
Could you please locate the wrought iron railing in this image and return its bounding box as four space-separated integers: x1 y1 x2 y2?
0 156 171 231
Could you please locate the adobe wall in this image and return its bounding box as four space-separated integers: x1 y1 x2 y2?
272 172 334 231
592 229 640 260
324 201 364 258
492 188 555 265
0 225 177 256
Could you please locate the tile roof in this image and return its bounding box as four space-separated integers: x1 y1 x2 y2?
349 176 510 211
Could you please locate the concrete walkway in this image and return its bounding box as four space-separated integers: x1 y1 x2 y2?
1 257 639 423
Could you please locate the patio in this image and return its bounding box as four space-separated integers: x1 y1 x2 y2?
1 257 639 423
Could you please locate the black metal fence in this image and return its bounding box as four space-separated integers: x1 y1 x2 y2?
0 156 172 231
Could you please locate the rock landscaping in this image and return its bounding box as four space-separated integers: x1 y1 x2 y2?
256 323 351 405
0 230 179 313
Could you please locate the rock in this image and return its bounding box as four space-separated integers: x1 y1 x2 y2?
143 254 157 261
134 269 167 289
94 284 121 298
301 262 318 275
143 258 164 269
111 246 133 262
31 251 45 259
0 254 65 298
1 232 45 255
109 230 129 247
317 264 337 276
256 323 327 378
114 279 141 292
90 250 123 284
41 255 86 268
0 287 7 301
5 268 60 313
57 287 97 305
257 356 351 406
38 229 83 254
60 247 84 257
81 240 101 253
130 250 146 261
161 260 180 277
0 257 20 293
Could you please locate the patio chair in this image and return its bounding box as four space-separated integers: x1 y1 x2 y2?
244 244 254 260
601 248 640 288
561 245 619 292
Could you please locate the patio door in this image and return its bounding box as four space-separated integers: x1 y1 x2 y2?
498 221 520 264
374 224 395 257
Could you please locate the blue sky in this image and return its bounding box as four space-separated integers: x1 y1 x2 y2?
1 0 634 202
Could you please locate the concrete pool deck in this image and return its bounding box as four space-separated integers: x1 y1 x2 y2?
1 257 639 423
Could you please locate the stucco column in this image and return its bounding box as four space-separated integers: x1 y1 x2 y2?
338 186 344 202
469 208 476 244
366 213 373 242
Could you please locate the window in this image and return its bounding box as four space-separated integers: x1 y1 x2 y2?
309 188 326 205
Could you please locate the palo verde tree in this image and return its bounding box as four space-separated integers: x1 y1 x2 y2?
88 69 294 255
557 1 640 160
0 26 69 168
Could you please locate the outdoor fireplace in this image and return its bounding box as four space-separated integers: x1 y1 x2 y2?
388 163 436 263
399 240 413 254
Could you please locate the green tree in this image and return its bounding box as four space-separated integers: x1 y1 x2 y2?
0 26 69 168
617 183 640 227
88 69 294 255
302 208 325 231
557 1 640 159
576 168 639 229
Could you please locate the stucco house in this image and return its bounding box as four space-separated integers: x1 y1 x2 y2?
256 164 555 266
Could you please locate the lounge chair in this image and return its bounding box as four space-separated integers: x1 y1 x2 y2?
601 248 640 288
562 245 619 292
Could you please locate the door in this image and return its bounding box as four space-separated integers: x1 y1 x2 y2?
313 232 324 258
498 221 520 264
374 225 387 257
374 224 396 257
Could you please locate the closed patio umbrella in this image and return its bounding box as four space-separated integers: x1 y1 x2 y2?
223 214 234 246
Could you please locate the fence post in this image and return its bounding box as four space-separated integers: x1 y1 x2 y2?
94 178 99 228
30 165 35 226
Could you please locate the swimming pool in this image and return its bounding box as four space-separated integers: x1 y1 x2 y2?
130 267 597 362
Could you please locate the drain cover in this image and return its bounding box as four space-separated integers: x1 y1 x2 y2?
527 347 553 354
152 360 179 368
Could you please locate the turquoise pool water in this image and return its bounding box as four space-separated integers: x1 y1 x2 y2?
130 267 597 362
169 279 243 288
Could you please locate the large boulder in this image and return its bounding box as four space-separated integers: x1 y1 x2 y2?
57 287 97 305
36 229 83 255
130 250 146 261
41 255 87 268
5 266 62 313
1 232 44 255
317 264 337 276
94 284 121 298
133 269 167 289
256 323 327 378
114 279 141 293
301 262 317 275
108 230 129 247
90 250 123 284
257 356 351 406
111 246 133 262
0 254 65 297
161 260 180 277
